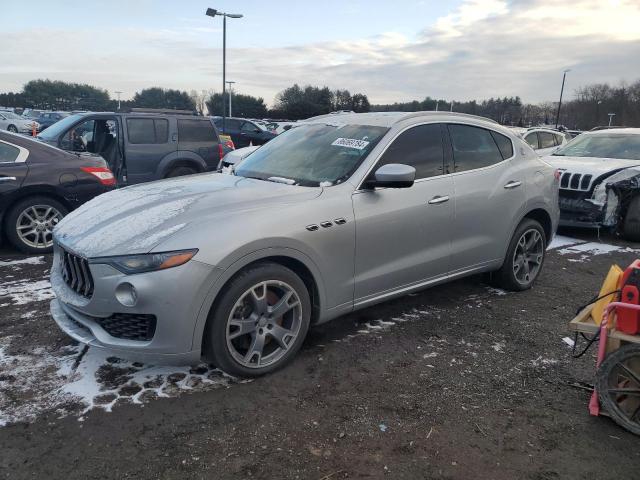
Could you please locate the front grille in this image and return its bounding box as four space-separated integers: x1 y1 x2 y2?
59 248 94 298
97 313 157 341
559 171 593 192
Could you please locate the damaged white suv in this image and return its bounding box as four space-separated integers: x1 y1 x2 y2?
546 128 640 240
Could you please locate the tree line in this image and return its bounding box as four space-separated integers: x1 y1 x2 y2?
2 78 640 128
371 80 640 129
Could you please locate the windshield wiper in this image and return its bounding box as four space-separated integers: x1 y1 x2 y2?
266 176 296 185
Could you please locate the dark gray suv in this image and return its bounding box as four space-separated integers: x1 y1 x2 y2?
37 111 223 185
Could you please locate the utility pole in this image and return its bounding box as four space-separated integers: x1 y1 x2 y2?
206 8 243 132
608 113 616 127
435 100 439 111
555 69 570 128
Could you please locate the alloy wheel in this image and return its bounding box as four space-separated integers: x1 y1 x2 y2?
512 228 544 285
226 280 303 369
15 204 63 249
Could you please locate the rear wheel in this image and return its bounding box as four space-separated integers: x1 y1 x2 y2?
7 125 18 133
165 166 197 178
623 196 640 242
4 196 68 254
493 218 546 291
204 262 311 377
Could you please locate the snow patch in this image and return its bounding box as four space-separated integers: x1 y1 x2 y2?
0 279 53 305
0 256 46 267
548 235 585 250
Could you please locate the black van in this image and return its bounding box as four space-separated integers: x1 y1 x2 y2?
36 109 225 186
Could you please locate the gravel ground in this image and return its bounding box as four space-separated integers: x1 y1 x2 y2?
1 229 640 479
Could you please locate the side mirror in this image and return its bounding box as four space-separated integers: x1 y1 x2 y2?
365 163 416 189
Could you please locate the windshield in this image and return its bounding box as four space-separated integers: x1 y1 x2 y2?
234 123 389 186
37 113 86 141
553 134 640 160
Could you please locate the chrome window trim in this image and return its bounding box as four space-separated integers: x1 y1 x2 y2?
0 139 29 163
354 120 515 192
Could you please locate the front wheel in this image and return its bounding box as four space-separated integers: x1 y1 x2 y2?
204 263 311 377
493 218 546 291
7 125 18 133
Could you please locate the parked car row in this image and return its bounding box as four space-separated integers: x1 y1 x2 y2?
48 111 559 377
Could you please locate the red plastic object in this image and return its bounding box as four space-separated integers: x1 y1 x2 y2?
619 285 640 334
621 259 640 287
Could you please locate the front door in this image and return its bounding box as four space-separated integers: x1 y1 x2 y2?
353 123 453 304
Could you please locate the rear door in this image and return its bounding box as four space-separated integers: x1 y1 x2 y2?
446 123 526 272
177 118 220 170
0 139 29 210
239 121 266 146
124 116 175 184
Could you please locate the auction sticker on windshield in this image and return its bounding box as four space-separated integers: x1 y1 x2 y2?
331 138 370 150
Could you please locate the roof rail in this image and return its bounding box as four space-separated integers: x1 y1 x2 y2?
128 108 198 116
399 111 499 125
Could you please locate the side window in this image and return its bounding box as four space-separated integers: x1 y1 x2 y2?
226 119 242 130
490 131 514 160
60 119 95 152
524 133 539 149
178 119 217 142
376 124 444 180
241 122 259 133
539 132 556 149
448 124 504 172
127 118 156 144
0 142 20 162
154 119 169 143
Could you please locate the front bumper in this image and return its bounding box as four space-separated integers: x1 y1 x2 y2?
558 191 604 228
50 246 223 365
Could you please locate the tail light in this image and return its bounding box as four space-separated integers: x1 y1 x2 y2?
81 166 116 186
218 143 225 160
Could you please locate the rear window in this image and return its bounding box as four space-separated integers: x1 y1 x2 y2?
0 142 20 162
178 119 217 142
127 118 168 144
524 133 539 149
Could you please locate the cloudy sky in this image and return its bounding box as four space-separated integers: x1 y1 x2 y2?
2 0 640 106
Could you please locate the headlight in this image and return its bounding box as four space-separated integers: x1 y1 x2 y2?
92 249 198 274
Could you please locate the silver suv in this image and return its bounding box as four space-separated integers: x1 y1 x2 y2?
50 112 559 377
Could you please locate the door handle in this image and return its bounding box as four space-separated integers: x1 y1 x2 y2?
504 181 522 189
428 195 450 205
0 177 17 182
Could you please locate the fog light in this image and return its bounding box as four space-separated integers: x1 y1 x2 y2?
115 282 138 307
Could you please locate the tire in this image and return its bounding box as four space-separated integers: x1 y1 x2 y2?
204 262 311 377
7 125 18 133
596 344 640 436
4 196 68 254
623 196 640 242
492 218 546 291
165 166 197 178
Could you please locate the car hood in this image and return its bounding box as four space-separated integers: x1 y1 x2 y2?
544 155 640 176
54 173 322 258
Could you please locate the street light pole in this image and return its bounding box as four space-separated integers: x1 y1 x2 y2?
608 113 616 127
226 81 236 117
114 91 122 111
206 8 243 134
555 69 570 129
